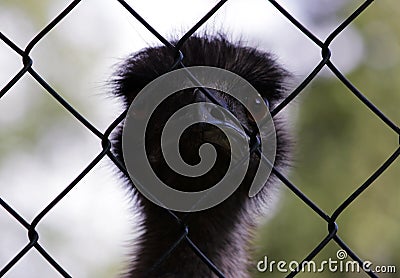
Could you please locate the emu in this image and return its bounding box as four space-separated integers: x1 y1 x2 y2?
111 35 291 277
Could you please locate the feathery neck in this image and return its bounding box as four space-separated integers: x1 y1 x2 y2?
126 192 256 278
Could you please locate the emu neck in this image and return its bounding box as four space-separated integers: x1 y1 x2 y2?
127 195 254 278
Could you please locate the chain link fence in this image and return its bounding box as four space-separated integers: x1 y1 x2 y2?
1 0 399 277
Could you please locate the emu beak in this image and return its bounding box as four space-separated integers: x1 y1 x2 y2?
191 88 250 157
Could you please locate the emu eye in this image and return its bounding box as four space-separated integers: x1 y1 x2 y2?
246 96 269 121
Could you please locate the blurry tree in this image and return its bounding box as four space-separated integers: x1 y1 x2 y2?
253 1 399 277
0 1 126 277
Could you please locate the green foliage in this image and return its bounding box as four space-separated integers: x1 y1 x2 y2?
253 2 400 277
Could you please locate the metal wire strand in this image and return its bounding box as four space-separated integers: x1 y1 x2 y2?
0 0 398 277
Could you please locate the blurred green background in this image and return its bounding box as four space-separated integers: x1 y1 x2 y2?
252 1 400 278
0 0 398 277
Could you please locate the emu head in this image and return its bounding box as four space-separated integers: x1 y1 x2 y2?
111 35 290 278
